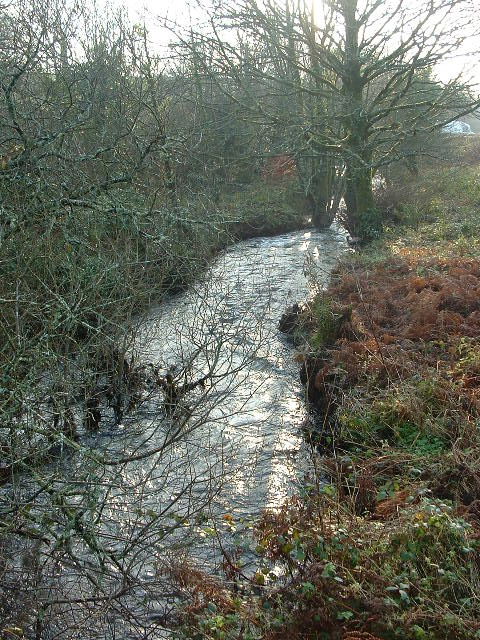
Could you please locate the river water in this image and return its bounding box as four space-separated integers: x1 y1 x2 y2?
3 226 347 639
133 225 348 516
92 225 347 637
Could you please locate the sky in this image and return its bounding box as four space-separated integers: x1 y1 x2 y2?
115 0 479 86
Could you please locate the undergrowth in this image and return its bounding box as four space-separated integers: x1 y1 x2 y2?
220 179 309 239
168 138 480 640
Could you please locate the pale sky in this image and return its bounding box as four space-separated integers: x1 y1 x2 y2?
115 0 479 86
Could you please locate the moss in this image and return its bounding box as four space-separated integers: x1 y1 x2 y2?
309 296 340 348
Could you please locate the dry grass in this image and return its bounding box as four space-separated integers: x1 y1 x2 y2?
169 141 480 640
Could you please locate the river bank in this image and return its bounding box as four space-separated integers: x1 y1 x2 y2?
173 151 480 639
283 161 480 639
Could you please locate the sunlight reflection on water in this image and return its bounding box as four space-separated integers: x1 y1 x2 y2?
62 224 349 639
133 224 348 515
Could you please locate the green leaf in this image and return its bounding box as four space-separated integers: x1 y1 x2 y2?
399 589 410 602
300 581 316 597
337 610 354 621
254 572 265 585
322 562 337 578
295 547 306 561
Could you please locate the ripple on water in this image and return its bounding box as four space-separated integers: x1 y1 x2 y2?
34 225 348 638
134 224 348 514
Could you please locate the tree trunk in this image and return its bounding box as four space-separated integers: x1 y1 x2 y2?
340 0 378 241
344 157 375 238
307 165 336 229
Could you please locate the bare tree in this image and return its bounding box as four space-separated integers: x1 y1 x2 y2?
0 260 271 637
173 0 480 239
0 2 263 635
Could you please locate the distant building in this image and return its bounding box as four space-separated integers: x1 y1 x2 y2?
442 120 473 134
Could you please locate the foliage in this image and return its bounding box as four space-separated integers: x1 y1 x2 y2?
220 180 309 239
170 133 480 640
172 493 480 640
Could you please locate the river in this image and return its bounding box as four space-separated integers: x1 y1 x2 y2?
3 225 348 639
134 225 348 515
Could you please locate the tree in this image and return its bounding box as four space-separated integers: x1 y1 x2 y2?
176 0 480 239
174 1 343 228
328 0 479 239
